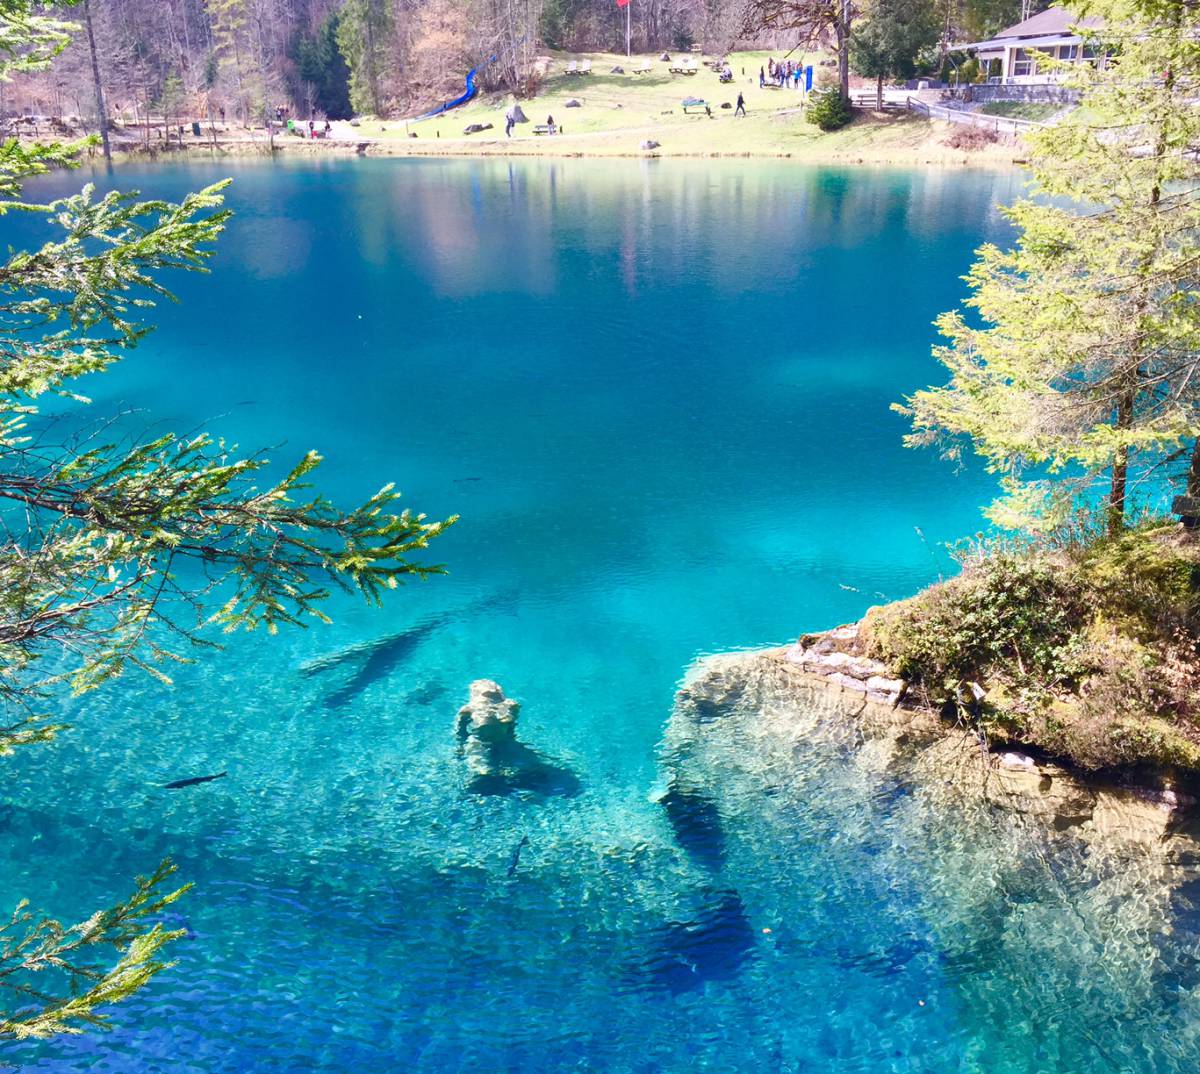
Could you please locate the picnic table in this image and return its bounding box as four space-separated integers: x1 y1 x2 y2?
682 97 710 114
533 123 558 135
669 65 698 76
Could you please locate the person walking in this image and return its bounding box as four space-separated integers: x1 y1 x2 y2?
735 92 746 117
505 113 515 137
758 67 765 88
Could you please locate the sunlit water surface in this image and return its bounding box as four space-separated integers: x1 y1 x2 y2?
3 158 1195 1072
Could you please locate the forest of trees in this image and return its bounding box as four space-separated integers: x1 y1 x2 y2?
0 0 1038 127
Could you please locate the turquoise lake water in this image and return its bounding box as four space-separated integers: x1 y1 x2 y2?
4 158 1199 1072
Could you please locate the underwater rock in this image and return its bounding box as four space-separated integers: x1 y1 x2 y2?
626 890 755 994
664 647 1200 861
654 780 726 872
304 615 449 708
305 592 518 710
404 681 449 706
454 681 580 797
455 679 519 751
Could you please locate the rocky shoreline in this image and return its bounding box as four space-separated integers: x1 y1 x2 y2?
663 628 1199 858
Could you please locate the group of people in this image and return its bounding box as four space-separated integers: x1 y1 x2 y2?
759 58 806 90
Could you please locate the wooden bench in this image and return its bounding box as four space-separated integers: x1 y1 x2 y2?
533 124 558 135
669 66 698 76
634 64 653 75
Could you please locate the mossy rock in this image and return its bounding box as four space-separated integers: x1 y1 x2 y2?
860 524 1200 775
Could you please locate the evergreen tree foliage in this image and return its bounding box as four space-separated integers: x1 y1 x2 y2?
539 0 588 50
0 0 452 1038
290 10 352 118
851 0 940 108
901 0 1200 534
805 86 852 130
336 0 392 116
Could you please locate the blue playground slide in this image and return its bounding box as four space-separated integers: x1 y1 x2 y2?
416 67 479 121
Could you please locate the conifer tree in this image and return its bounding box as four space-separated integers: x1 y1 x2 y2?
337 0 391 116
902 0 1200 534
851 0 939 110
0 0 451 1037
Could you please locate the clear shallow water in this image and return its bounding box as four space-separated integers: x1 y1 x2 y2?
3 158 1193 1071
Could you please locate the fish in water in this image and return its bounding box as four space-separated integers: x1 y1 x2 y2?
627 890 755 995
453 477 482 483
507 835 530 877
163 771 227 790
657 782 726 873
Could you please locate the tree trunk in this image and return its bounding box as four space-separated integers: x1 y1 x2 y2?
1180 438 1200 529
83 0 111 163
876 73 883 111
837 0 851 99
140 75 151 150
365 2 380 115
1109 388 1134 535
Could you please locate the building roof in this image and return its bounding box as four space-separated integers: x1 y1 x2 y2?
957 6 1104 51
999 7 1103 39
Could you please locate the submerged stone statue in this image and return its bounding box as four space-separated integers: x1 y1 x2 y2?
454 680 580 797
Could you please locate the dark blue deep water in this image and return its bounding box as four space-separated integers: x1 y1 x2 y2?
5 158 1197 1072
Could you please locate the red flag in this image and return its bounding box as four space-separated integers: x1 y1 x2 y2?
616 0 630 7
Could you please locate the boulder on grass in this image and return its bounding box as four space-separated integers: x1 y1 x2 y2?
641 139 660 150
565 98 581 108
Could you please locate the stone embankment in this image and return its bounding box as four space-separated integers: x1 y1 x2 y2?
782 623 908 707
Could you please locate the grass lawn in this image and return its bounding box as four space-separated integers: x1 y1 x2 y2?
320 50 1025 166
978 100 1062 122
